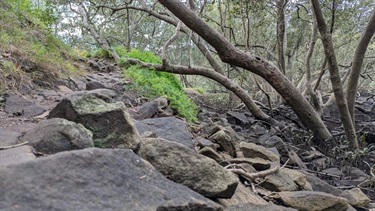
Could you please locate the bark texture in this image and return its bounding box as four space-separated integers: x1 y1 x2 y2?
158 0 331 140
311 0 357 148
346 9 375 122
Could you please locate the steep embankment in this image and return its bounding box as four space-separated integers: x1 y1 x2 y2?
0 0 83 96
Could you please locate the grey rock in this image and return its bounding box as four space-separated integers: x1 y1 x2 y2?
302 171 342 196
240 142 280 163
4 94 46 117
224 157 271 171
87 88 118 98
0 145 35 167
194 138 216 150
21 118 94 154
321 167 344 177
217 183 268 207
86 80 106 90
276 191 348 211
339 188 370 208
225 203 296 211
198 147 223 163
281 168 311 190
0 128 22 146
226 111 255 127
134 101 159 120
261 169 298 192
138 138 239 198
210 130 236 157
0 148 222 211
48 92 140 149
135 117 194 150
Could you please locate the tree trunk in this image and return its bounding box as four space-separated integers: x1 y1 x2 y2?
311 0 357 148
276 0 286 74
127 58 283 128
77 3 119 60
346 9 375 122
305 18 322 115
158 0 331 141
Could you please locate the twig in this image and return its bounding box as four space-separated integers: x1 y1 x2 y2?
0 141 28 150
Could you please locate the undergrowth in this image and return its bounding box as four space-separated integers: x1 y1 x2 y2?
115 48 199 122
0 0 82 93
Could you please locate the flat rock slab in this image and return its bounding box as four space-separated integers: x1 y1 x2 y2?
0 145 35 167
0 148 223 211
0 128 22 146
240 142 280 163
135 117 194 150
276 191 348 211
225 203 296 211
4 94 46 118
138 138 239 198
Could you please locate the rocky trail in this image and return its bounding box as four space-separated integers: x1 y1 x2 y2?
0 62 374 210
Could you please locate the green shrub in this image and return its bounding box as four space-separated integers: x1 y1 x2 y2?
119 48 198 122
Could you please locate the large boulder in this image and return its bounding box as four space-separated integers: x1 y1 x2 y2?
21 118 94 154
135 117 194 150
48 92 140 149
137 138 239 198
0 148 223 211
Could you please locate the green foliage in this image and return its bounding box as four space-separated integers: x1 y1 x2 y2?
92 48 111 59
6 0 56 28
119 48 198 122
0 0 82 91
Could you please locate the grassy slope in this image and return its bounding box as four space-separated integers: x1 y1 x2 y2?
0 0 82 94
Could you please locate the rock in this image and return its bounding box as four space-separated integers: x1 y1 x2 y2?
276 191 348 211
4 94 46 117
0 128 22 146
240 142 280 163
339 188 370 208
281 168 311 190
87 88 118 98
137 138 239 198
198 147 223 163
223 157 271 171
321 167 344 177
57 85 73 94
302 172 342 196
210 130 236 157
217 183 268 207
21 118 94 154
226 111 255 127
48 92 140 149
135 117 194 150
0 145 35 167
0 148 222 210
86 80 106 90
225 203 296 211
261 169 298 192
135 101 159 120
194 138 216 150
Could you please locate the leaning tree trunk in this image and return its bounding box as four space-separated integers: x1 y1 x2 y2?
158 0 331 141
77 3 119 60
346 9 375 123
311 0 358 148
127 59 284 128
